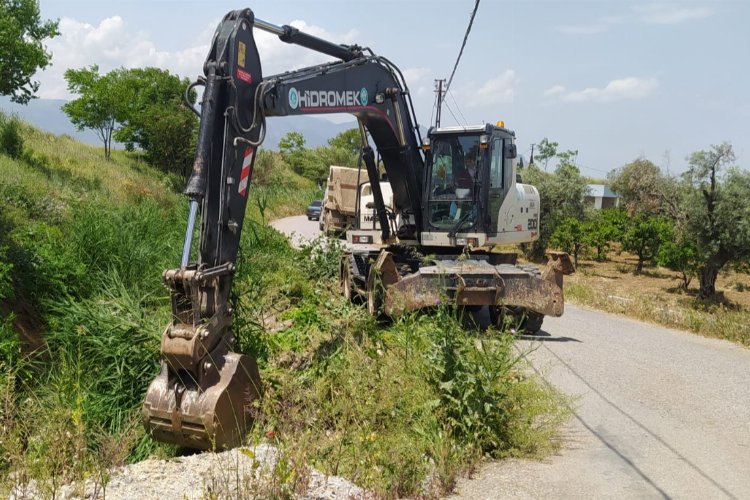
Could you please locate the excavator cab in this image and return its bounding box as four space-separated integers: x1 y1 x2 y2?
421 123 538 248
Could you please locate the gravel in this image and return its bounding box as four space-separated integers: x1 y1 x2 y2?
10 445 369 500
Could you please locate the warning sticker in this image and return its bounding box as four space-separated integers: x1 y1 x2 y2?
238 41 246 68
236 68 252 84
238 147 254 196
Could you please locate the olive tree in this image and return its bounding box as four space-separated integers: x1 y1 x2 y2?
678 143 750 298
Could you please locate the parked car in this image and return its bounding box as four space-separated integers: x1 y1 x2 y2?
306 200 323 220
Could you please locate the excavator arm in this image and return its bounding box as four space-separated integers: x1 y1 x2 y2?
143 8 427 450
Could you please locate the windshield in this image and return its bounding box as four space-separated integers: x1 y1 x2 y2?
427 135 481 230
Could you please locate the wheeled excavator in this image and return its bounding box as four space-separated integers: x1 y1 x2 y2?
142 8 574 451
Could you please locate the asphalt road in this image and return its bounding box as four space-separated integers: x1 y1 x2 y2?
270 214 323 248
270 215 750 499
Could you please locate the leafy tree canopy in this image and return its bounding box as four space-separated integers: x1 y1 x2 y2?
678 143 750 297
608 158 676 216
62 66 120 158
63 66 197 172
0 0 59 103
112 67 197 176
327 128 362 158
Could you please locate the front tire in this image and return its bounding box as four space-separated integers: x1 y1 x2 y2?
490 306 544 334
521 312 544 334
340 256 352 302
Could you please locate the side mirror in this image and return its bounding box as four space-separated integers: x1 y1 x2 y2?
505 144 517 159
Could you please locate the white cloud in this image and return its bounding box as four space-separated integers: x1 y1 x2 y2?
36 15 358 100
634 4 714 24
547 77 658 103
465 70 519 107
402 67 431 87
402 67 432 97
544 85 567 97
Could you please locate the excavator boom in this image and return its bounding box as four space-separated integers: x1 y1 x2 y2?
142 8 426 450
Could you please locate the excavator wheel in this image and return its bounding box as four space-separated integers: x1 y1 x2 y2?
340 255 353 302
366 270 385 319
367 285 383 317
521 312 544 334
489 306 544 335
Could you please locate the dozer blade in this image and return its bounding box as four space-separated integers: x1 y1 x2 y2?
143 343 261 450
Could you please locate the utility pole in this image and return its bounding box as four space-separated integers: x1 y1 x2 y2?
434 79 445 128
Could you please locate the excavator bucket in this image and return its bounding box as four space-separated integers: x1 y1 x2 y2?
143 345 261 450
142 267 262 450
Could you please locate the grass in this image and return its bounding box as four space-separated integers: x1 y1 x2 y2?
0 115 566 498
565 253 750 346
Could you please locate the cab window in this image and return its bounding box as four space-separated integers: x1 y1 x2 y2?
490 138 502 188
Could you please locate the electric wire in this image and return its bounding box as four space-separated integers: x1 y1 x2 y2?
445 0 481 94
447 89 468 126
442 100 462 126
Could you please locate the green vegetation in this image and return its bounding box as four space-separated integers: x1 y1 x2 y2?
231 231 566 497
63 66 197 170
522 155 588 261
278 129 360 183
0 118 565 497
0 0 59 104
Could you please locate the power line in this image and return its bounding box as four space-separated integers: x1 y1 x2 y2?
447 89 468 126
443 100 462 126
445 0 481 94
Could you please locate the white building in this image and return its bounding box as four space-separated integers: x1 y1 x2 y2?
585 184 620 209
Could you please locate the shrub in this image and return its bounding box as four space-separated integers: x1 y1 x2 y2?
0 113 24 159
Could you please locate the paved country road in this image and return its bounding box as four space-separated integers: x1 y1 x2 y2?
271 215 750 499
270 214 322 248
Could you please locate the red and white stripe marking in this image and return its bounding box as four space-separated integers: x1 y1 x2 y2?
238 147 254 196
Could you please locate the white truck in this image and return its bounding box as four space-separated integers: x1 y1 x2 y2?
322 166 395 240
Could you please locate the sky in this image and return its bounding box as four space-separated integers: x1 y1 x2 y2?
33 0 750 178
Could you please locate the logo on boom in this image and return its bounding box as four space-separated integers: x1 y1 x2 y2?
287 87 371 109
288 87 300 109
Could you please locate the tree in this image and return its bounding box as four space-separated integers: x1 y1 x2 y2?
112 68 197 177
586 208 627 261
535 138 557 171
327 128 362 158
279 131 306 173
678 143 750 298
658 239 698 290
523 161 589 260
608 158 676 216
621 214 672 274
550 217 586 267
534 137 577 172
62 66 121 158
0 0 59 103
63 66 197 170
